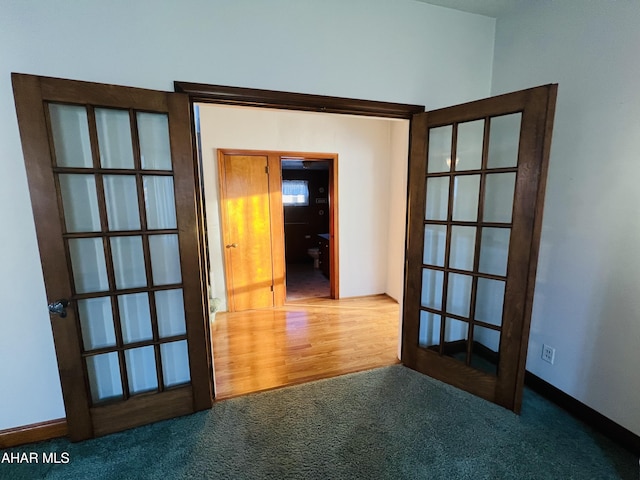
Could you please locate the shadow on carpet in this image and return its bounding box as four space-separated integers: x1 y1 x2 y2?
1 365 636 479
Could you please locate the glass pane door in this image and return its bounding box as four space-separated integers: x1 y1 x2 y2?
49 105 191 405
420 114 519 376
403 85 557 412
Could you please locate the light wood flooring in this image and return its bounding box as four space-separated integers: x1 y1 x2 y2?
211 295 401 399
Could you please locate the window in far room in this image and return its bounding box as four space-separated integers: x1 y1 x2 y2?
282 179 309 206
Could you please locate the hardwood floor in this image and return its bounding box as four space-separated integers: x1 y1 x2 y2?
211 295 401 399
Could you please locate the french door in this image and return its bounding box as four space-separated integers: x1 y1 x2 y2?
402 85 557 412
12 74 213 441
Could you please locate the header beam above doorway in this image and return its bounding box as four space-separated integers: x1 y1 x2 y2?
174 81 424 119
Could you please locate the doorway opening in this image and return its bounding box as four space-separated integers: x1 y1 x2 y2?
282 157 332 301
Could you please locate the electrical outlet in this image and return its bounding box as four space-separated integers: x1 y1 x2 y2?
542 344 555 364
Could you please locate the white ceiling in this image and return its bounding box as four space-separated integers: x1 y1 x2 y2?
414 0 527 18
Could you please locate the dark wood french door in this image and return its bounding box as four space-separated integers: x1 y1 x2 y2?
402 85 557 412
12 74 213 441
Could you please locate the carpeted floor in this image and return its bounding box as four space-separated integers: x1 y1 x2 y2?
1 365 636 479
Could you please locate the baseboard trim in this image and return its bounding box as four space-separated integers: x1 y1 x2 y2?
0 418 68 449
524 371 640 455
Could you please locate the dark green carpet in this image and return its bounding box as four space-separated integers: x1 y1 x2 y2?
1 365 636 479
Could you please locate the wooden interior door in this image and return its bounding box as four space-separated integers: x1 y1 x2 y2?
218 151 285 311
12 74 213 441
402 84 557 412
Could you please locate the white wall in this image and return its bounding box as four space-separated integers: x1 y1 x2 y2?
198 104 408 307
492 1 640 436
0 0 494 429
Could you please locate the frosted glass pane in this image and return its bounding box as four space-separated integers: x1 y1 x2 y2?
118 293 153 344
161 340 191 387
125 346 158 394
488 113 521 168
96 108 134 169
473 326 500 354
484 173 516 223
77 297 115 350
418 311 441 349
69 238 109 294
86 352 123 403
59 174 101 232
49 104 93 168
449 226 476 271
452 175 480 222
444 317 469 343
423 225 446 267
143 176 177 230
149 234 182 285
111 236 147 289
446 273 472 317
156 289 186 337
428 125 452 173
425 177 449 221
479 228 511 276
421 268 443 310
456 120 484 171
138 113 172 170
103 175 140 231
475 278 505 327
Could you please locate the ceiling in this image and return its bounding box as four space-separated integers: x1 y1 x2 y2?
414 0 527 18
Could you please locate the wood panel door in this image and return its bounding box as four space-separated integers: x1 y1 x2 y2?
402 85 557 412
12 74 213 441
218 151 285 311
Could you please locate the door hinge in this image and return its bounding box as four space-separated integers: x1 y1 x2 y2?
270 284 274 291
265 165 269 174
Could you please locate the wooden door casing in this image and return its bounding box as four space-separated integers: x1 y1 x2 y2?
12 74 213 441
402 84 557 413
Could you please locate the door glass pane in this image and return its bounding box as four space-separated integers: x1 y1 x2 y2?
446 273 472 318
118 293 153 344
488 113 521 168
86 352 123 403
471 325 500 375
421 268 444 310
149 234 182 285
449 226 476 271
456 120 484 171
103 175 141 231
423 225 446 267
444 317 469 363
418 311 441 349
143 176 177 230
484 173 516 223
160 340 191 387
68 238 109 294
475 278 505 327
59 174 101 233
49 104 93 168
156 289 186 337
95 108 134 169
77 297 116 350
125 346 158 394
427 125 452 173
111 236 147 289
479 228 511 276
425 177 449 221
137 113 172 170
452 175 480 222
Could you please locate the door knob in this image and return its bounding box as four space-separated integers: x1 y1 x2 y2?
226 243 238 248
48 299 69 318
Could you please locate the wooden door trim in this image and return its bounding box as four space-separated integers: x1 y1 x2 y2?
218 149 339 306
175 82 424 119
